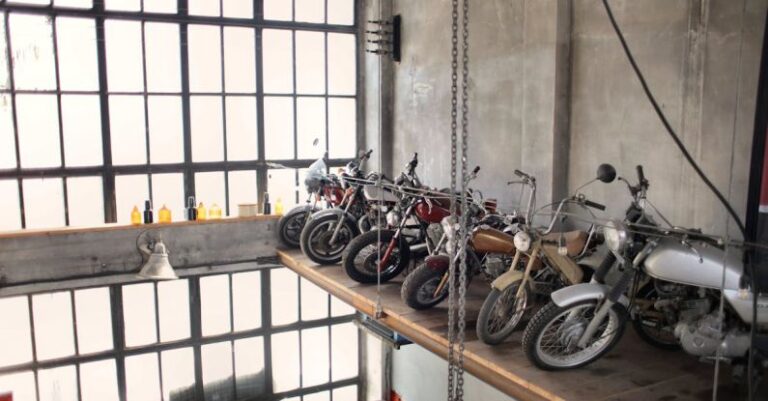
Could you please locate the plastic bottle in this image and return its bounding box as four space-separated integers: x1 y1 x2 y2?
130 206 142 225
158 204 172 223
197 202 208 220
143 200 154 224
186 196 198 221
275 197 284 216
209 203 222 219
263 193 272 215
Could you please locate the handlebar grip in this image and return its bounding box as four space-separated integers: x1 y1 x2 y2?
636 165 646 183
364 149 373 158
583 199 606 211
514 169 524 178
473 166 480 175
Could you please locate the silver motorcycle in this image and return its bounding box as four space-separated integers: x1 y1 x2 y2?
522 165 768 377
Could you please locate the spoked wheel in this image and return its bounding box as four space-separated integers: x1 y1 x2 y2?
343 230 410 284
632 283 679 350
476 280 529 345
278 209 312 248
300 214 357 265
522 300 627 370
401 263 449 310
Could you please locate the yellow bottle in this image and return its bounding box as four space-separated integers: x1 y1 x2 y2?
158 204 172 223
275 198 284 216
197 202 207 220
209 203 222 219
130 205 142 225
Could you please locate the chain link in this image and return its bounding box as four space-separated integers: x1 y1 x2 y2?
446 0 459 398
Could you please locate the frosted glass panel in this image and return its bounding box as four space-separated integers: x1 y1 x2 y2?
262 30 292 93
201 275 231 336
67 176 104 228
61 95 103 167
297 97 326 159
264 0 292 21
302 326 330 386
191 96 224 162
0 296 32 368
304 391 330 401
232 271 261 331
0 95 16 169
9 14 55 90
328 0 354 25
270 268 298 326
328 98 356 158
189 0 220 16
38 365 78 401
331 295 355 317
189 25 222 92
234 337 265 398
161 348 195 401
296 31 325 94
74 287 113 354
80 360 120 401
264 96 294 160
57 17 99 91
271 331 299 392
195 171 226 211
331 322 358 380
148 96 184 164
110 95 147 165
151 173 184 222
223 0 253 18
0 372 36 401
105 20 143 92
201 341 234 401
333 385 358 401
122 283 157 347
33 291 76 360
0 180 22 231
145 23 181 93
143 0 175 13
125 353 161 401
224 27 256 93
328 33 356 95
301 278 329 321
296 0 324 23
115 174 149 224
55 0 93 7
0 18 9 90
225 96 258 161
227 170 257 216
158 279 191 342
23 178 65 229
105 0 139 11
16 94 61 168
267 168 298 210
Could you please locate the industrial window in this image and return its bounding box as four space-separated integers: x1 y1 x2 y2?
0 266 361 401
0 0 358 229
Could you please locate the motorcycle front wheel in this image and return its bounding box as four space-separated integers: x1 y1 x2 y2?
343 229 410 284
300 214 357 265
476 280 529 345
522 300 627 371
401 263 449 310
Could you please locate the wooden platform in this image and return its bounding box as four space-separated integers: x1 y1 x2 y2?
278 249 762 401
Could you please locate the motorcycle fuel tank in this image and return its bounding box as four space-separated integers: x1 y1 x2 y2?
643 237 742 290
414 200 451 224
363 185 399 203
471 228 515 255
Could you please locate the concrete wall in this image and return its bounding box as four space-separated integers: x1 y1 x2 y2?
365 0 767 237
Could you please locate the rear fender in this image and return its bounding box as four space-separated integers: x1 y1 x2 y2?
550 283 629 308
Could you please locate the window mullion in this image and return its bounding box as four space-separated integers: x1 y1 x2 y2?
94 1 117 223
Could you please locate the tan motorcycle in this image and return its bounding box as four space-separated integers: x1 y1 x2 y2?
475 165 616 345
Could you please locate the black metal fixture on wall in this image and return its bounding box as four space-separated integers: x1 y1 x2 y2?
365 15 401 62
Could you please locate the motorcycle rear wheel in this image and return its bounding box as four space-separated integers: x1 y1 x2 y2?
300 214 357 265
476 280 529 345
631 282 680 350
278 208 312 248
343 230 410 284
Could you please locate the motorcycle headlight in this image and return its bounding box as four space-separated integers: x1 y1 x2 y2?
604 220 628 254
386 211 401 227
513 231 531 252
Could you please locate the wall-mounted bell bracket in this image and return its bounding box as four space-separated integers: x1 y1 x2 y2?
365 15 401 62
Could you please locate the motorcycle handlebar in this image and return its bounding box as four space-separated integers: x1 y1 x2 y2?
472 166 480 175
583 199 606 211
636 165 646 185
514 169 530 179
362 149 373 160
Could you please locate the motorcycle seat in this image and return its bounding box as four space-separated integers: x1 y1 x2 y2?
542 230 588 257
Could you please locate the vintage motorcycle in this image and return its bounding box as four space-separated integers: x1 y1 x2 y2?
277 150 370 248
522 165 768 375
474 166 614 345
399 170 534 311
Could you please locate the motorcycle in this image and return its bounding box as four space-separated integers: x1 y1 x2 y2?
399 170 533 311
474 166 614 345
522 165 768 375
298 149 377 265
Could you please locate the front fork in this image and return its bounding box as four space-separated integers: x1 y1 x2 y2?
329 192 355 245
378 204 415 271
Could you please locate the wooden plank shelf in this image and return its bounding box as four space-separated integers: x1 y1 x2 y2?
278 249 762 401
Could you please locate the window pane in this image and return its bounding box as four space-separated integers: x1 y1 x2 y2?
143 0 175 13
264 96 294 159
33 291 76 360
267 168 298 211
195 171 226 211
110 95 147 165
232 271 261 331
0 180 21 231
38 365 77 401
331 295 355 317
302 326 329 386
296 0 324 23
67 176 104 227
0 296 32 368
148 95 183 164
328 33 356 95
271 331 299 392
301 278 329 321
10 14 55 90
105 0 140 11
151 173 184 223
125 353 161 401
23 178 65 229
304 391 330 401
0 16 9 89
105 20 143 92
223 0 253 18
61 94 103 167
202 341 234 401
234 337 265 398
264 0 291 21
189 0 220 16
296 31 325 94
225 96 257 161
74 287 113 354
201 274 231 336
161 348 195 401
224 27 255 93
262 29 292 93
122 283 157 347
79 359 119 401
54 0 93 7
158 279 190 342
57 17 99 91
189 24 222 92
16 94 61 168
0 95 16 169
145 22 181 93
270 268 298 326
297 97 326 159
329 98 356 158
7 0 50 4
191 95 224 162
115 174 149 224
0 372 36 401
333 385 358 401
331 322 358 380
328 0 354 25
227 170 257 217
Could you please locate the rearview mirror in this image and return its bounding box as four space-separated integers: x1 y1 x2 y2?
597 164 616 183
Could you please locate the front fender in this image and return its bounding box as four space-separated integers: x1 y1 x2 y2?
284 204 320 219
491 270 523 291
550 283 629 308
424 254 450 272
309 208 361 235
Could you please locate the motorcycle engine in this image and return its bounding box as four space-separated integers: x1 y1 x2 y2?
675 312 751 358
483 254 509 278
